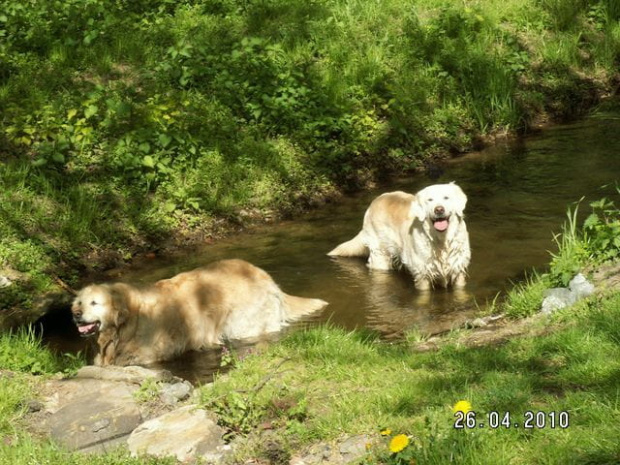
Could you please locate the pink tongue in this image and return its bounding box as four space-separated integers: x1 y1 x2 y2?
433 219 449 232
78 323 97 334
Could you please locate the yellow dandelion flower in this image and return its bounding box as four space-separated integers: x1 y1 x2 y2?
389 434 409 453
453 400 472 414
380 428 392 436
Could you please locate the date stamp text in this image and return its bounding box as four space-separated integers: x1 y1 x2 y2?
454 411 570 429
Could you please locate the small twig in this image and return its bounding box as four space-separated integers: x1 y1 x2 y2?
238 368 294 397
236 357 292 396
205 357 293 404
53 275 77 295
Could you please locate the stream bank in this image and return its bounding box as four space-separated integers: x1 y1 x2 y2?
16 261 620 464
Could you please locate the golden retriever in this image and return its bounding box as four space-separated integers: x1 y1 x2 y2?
328 182 470 290
72 259 328 366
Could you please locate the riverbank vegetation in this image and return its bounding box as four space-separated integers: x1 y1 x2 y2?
502 193 620 318
1 195 619 463
1 0 620 317
0 328 172 464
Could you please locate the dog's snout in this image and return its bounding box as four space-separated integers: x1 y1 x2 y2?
434 206 445 216
73 310 82 320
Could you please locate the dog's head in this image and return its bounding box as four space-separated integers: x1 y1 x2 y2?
71 284 130 337
410 182 467 233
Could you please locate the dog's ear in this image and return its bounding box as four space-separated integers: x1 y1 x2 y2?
410 196 427 222
109 284 131 327
451 183 468 217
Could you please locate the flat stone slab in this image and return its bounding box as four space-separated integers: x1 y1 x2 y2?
75 365 177 384
128 404 229 462
28 366 196 455
47 380 142 452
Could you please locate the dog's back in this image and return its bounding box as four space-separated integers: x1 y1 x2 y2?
327 191 414 258
160 259 327 342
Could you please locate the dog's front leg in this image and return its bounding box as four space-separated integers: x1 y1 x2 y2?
367 249 393 270
96 332 117 366
453 273 467 288
414 277 432 291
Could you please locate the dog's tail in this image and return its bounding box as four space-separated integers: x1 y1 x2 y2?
327 231 368 257
282 293 328 321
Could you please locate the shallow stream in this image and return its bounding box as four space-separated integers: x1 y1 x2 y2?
45 109 620 382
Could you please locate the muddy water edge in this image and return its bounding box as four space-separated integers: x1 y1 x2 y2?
40 108 620 383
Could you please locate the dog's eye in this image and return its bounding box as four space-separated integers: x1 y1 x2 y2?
427 198 433 202
90 300 97 306
444 196 449 200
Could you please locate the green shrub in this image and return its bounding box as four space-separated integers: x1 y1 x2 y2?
583 195 620 262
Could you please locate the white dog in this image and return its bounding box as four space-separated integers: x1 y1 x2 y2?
72 259 328 366
328 182 470 290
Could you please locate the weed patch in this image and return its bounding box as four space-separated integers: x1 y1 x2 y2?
0 327 84 375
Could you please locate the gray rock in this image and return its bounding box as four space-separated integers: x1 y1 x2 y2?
76 365 177 384
464 314 504 329
291 435 371 465
23 399 44 413
47 381 142 452
541 288 575 314
159 381 193 405
541 274 595 315
293 443 332 465
569 273 595 300
0 268 26 289
338 434 371 462
127 405 229 463
469 318 488 328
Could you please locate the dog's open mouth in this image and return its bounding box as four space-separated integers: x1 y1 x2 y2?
75 321 100 337
433 217 449 232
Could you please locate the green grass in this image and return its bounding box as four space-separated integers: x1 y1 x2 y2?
0 438 176 465
501 195 620 319
548 200 589 286
198 295 620 464
0 1 620 460
503 272 552 318
0 327 84 376
1 195 620 462
0 328 83 442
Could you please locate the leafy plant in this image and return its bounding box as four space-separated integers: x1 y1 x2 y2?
133 378 162 403
504 272 551 318
583 194 620 262
203 390 269 442
549 200 589 286
0 0 619 318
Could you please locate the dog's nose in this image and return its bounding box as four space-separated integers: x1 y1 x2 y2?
434 206 445 216
73 310 82 319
